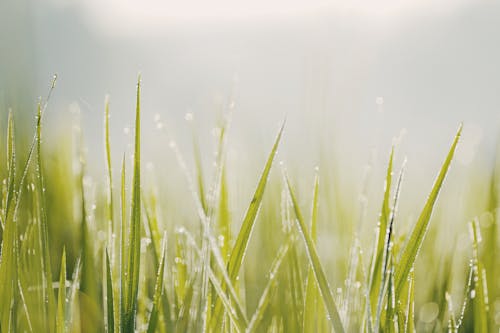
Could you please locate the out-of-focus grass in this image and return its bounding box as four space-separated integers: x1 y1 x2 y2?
0 78 499 332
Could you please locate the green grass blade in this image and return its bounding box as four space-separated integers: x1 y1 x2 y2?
123 75 143 332
445 292 457 333
35 101 56 333
105 249 115 333
404 270 415 333
285 174 345 333
303 172 322 332
104 96 115 253
146 239 166 333
4 110 16 224
119 154 127 331
375 162 405 329
210 121 285 329
470 219 489 333
368 148 393 319
384 254 396 333
247 237 291 332
68 256 82 331
395 124 462 296
227 120 285 280
56 248 66 333
207 267 248 332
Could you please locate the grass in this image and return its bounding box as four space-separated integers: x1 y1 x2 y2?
0 77 498 332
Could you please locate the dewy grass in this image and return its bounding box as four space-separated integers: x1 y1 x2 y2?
1 78 500 332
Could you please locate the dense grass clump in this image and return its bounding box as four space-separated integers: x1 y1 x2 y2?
0 77 498 332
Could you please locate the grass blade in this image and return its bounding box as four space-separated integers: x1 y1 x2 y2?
302 172 327 332
368 148 393 319
227 120 285 279
247 237 291 332
104 96 115 257
105 249 115 333
210 121 285 329
56 248 66 333
146 238 166 333
470 219 489 333
394 124 462 296
404 270 415 333
35 101 56 332
122 75 143 332
285 174 345 333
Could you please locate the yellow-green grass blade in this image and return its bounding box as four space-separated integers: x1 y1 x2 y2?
181 228 249 331
35 101 56 332
287 242 305 330
0 111 17 327
3 111 16 226
146 239 167 333
285 174 345 333
375 162 404 330
247 237 291 332
175 276 196 333
368 148 393 319
445 292 457 333
384 252 396 333
218 166 231 261
303 172 322 332
56 248 66 333
210 121 285 329
104 97 115 255
68 256 82 331
395 124 462 296
470 219 489 333
191 125 208 214
105 249 116 333
227 120 285 280
143 199 174 332
123 75 143 332
207 267 248 332
119 154 127 331
404 271 415 333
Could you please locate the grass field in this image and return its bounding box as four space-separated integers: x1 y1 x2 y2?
0 76 498 332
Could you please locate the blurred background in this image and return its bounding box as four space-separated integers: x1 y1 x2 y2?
1 2 500 330
1 0 500 221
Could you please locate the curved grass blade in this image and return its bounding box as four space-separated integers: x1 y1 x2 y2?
395 124 462 296
285 174 345 333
